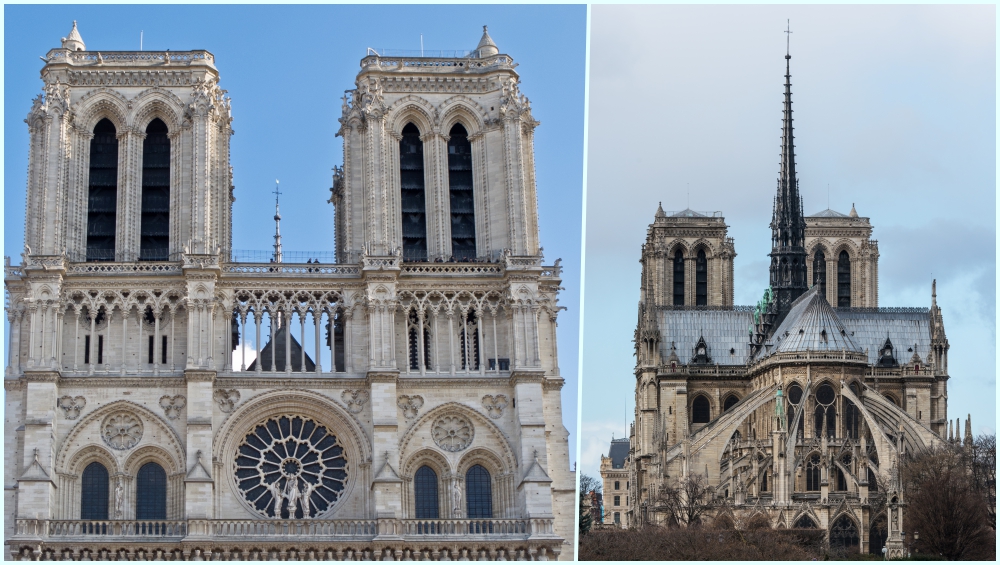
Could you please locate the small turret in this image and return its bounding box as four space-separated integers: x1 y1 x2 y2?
849 202 858 218
476 25 499 57
61 20 85 52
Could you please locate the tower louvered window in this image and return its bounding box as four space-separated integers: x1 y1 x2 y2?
695 250 707 306
447 124 476 260
837 250 851 307
813 250 826 296
86 118 119 261
408 310 432 371
400 123 428 261
672 251 684 306
135 462 167 519
465 464 492 518
81 462 109 520
414 465 439 519
140 119 170 260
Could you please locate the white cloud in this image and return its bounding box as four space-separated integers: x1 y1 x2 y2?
231 340 258 372
579 419 629 481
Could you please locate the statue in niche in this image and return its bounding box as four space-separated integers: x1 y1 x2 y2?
452 481 463 518
114 478 124 519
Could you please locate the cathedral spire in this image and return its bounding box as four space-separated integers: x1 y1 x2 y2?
272 180 283 263
768 20 809 321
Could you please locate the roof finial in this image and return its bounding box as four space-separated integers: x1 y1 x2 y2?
476 25 499 57
272 180 283 263
785 19 792 58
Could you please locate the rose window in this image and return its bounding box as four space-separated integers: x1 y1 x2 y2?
432 414 475 452
234 415 348 519
101 413 143 450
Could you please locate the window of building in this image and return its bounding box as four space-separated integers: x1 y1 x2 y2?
162 335 168 365
86 118 119 261
407 310 432 371
830 515 860 550
135 462 167 519
845 399 859 439
614 481 620 490
613 495 620 506
695 250 707 306
837 250 851 307
760 471 768 492
813 250 826 295
414 465 439 519
672 250 684 305
459 309 480 371
447 123 475 260
836 467 847 491
723 394 739 412
400 123 428 261
614 512 620 524
465 464 492 518
691 395 710 423
794 515 817 529
139 118 170 260
805 454 821 491
81 462 109 520
814 404 836 438
97 335 104 365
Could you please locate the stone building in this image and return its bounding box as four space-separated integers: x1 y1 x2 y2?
598 439 629 527
605 48 956 557
5 23 574 560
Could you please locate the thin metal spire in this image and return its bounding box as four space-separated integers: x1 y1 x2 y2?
272 180 283 263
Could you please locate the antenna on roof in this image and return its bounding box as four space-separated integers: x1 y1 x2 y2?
420 34 424 57
140 30 143 51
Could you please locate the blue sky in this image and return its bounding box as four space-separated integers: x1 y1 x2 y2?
580 4 995 481
3 5 587 465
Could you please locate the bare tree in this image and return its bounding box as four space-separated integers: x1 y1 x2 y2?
580 473 602 495
903 446 994 560
967 434 996 529
653 474 714 528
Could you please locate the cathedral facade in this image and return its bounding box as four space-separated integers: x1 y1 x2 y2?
5 23 573 560
602 50 959 557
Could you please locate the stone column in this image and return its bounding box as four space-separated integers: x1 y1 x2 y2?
183 370 215 520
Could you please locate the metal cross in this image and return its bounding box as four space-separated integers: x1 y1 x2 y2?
785 20 792 55
273 180 282 206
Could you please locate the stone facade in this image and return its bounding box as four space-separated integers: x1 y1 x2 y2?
5 24 573 560
604 51 954 558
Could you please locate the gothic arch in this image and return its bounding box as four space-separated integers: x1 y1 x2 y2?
388 97 437 136
667 240 690 258
401 447 453 479
439 97 487 136
55 399 185 477
792 508 820 529
457 446 510 478
688 239 716 258
123 444 182 477
690 393 714 424
806 240 830 258
398 402 517 473
75 93 129 133
830 239 860 262
64 442 120 477
129 88 185 132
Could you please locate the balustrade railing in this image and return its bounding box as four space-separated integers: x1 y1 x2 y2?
18 519 539 541
223 263 360 275
29 520 187 538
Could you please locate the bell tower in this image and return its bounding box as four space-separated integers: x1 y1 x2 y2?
332 27 541 262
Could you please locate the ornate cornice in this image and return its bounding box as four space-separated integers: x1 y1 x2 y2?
58 377 186 388
24 371 60 383
184 370 216 383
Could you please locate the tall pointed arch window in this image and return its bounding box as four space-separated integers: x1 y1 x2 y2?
80 462 110 520
691 395 710 423
140 119 170 260
400 123 428 261
837 250 851 307
805 454 821 491
465 464 492 518
672 250 685 306
86 118 119 261
135 462 167 519
695 250 708 306
447 124 476 260
414 465 439 519
813 250 826 296
408 310 432 371
460 309 480 371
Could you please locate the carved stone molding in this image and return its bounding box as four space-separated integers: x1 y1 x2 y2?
341 390 369 414
101 412 143 450
481 395 508 419
215 389 240 413
397 395 424 419
57 396 86 419
431 414 474 452
159 395 186 420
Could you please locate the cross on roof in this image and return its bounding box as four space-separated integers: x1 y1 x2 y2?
273 179 282 206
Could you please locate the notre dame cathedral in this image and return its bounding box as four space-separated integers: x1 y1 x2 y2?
601 48 968 557
5 23 574 560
